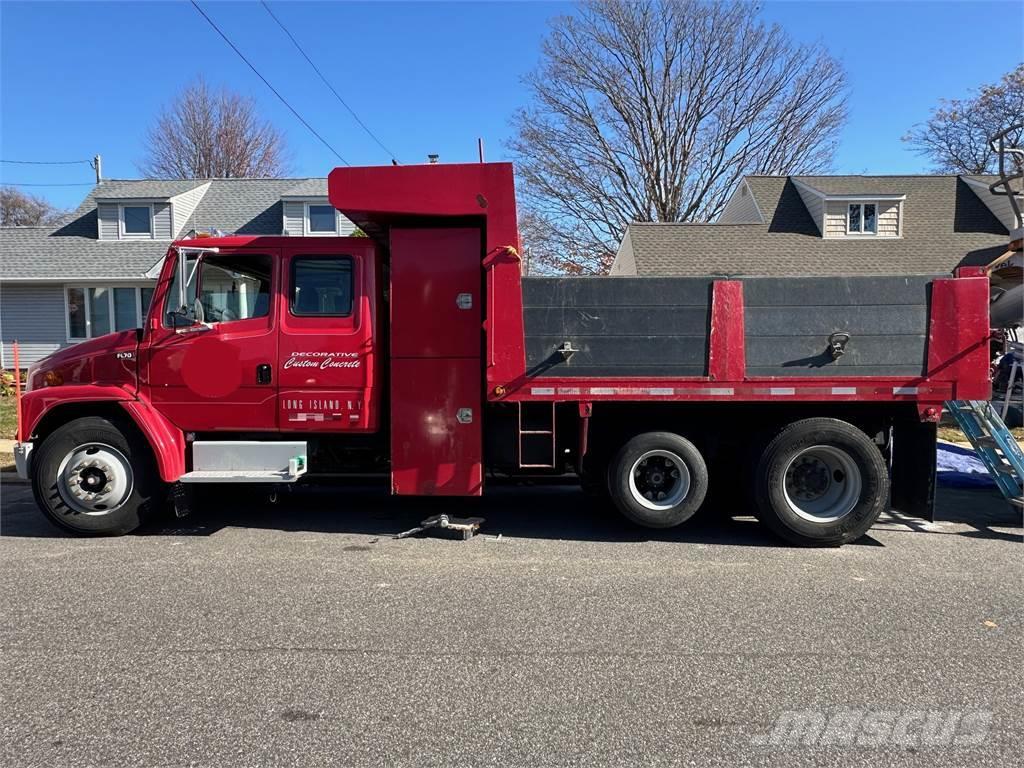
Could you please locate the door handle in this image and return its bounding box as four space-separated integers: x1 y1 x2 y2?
256 364 272 385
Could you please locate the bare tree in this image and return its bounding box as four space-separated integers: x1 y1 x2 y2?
0 187 66 227
509 0 848 274
904 65 1024 175
139 78 289 179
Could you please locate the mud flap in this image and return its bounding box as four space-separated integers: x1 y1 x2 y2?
890 419 937 521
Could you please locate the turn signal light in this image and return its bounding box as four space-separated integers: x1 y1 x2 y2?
43 370 63 387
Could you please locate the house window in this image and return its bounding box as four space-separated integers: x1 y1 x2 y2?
121 205 153 238
847 203 877 235
66 285 154 340
306 203 338 234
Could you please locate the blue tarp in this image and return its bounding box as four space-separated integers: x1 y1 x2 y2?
936 442 996 488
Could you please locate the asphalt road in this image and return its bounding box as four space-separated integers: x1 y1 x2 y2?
1 479 1021 768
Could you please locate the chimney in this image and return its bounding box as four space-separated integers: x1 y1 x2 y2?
427 154 439 164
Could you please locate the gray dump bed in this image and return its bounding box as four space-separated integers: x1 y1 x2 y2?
522 275 940 379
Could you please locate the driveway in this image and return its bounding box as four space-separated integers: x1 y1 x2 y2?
1 481 1020 767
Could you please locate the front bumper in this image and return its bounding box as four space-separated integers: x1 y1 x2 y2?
13 442 32 480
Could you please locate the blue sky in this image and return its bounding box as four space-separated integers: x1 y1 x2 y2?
1 0 1021 210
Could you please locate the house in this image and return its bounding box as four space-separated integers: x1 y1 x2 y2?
1 178 358 367
610 175 1018 277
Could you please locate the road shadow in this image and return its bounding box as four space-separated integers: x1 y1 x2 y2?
885 484 1023 543
1 479 874 548
2 478 1015 545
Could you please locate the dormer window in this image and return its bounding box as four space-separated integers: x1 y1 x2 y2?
306 203 339 235
120 204 153 239
847 203 877 235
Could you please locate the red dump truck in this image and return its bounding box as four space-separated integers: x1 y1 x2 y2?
13 162 992 545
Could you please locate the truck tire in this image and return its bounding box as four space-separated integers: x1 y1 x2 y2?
607 432 708 528
31 416 161 535
755 418 888 547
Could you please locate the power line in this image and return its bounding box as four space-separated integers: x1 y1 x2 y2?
1 158 91 165
260 1 398 164
189 0 349 166
1 181 94 187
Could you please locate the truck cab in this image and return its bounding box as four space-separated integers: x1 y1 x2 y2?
145 235 380 435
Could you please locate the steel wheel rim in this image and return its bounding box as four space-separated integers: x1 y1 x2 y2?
782 445 861 523
628 449 691 510
56 443 134 516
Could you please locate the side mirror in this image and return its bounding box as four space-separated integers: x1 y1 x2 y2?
166 305 195 328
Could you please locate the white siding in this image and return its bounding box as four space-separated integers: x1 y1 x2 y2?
338 214 357 236
170 182 211 236
718 181 763 224
609 229 637 275
0 283 68 367
97 203 119 240
792 180 824 234
153 203 172 239
824 201 847 237
283 201 304 236
877 201 900 236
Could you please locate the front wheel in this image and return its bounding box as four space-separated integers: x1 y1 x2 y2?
31 416 161 535
607 432 709 528
755 418 889 547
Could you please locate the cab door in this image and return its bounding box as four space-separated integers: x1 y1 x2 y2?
142 247 279 432
277 240 378 432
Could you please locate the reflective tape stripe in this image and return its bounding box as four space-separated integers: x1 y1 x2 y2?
770 387 796 396
588 387 616 395
832 387 857 395
530 387 555 395
648 388 674 396
893 386 918 395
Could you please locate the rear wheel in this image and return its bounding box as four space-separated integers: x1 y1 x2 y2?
607 432 708 528
755 418 888 546
31 416 161 535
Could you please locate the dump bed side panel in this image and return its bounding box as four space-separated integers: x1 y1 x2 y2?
522 275 939 380
743 275 936 378
522 277 712 378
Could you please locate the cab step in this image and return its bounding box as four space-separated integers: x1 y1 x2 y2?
179 468 305 484
180 441 307 484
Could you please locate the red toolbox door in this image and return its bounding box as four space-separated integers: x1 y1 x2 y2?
389 228 482 496
390 357 481 495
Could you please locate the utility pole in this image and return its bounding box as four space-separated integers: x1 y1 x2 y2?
92 154 102 184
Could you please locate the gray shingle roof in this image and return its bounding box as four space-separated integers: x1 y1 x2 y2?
623 176 1009 277
0 226 167 280
186 179 299 234
93 179 205 199
0 178 320 280
281 178 328 198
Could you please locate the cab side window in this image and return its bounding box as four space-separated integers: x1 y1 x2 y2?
198 254 272 323
291 256 353 316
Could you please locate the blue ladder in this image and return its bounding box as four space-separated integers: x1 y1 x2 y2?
948 400 1024 508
